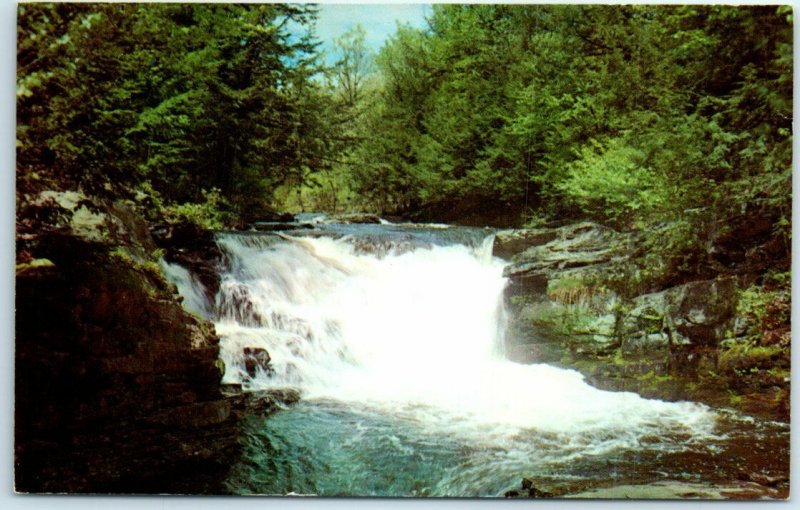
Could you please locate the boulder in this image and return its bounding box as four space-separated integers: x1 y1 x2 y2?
243 347 272 378
620 276 738 350
151 220 222 299
324 212 383 224
19 191 165 270
666 277 738 347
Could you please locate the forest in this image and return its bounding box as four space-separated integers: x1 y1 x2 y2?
18 3 792 282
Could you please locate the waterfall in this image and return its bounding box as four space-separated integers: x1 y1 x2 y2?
166 229 716 458
160 259 210 318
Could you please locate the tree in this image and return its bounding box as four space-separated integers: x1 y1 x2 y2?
333 25 372 107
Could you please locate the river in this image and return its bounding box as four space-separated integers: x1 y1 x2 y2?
161 219 788 497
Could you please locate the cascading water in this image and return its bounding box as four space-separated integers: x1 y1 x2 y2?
160 259 210 318
164 224 726 496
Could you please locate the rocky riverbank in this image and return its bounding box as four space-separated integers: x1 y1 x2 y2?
496 221 790 422
496 221 790 500
15 191 242 493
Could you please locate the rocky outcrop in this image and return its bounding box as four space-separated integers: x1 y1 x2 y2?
151 220 222 301
619 277 738 351
498 222 629 297
491 228 558 260
499 221 788 422
242 347 273 378
15 191 240 493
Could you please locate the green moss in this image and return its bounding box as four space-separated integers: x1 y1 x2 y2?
611 349 627 366
767 367 790 380
109 247 168 297
16 258 55 272
163 188 233 230
719 343 782 366
636 370 672 384
215 358 226 377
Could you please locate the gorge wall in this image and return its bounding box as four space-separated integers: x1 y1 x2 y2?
15 192 239 493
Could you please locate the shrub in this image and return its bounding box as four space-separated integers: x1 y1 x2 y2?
163 188 234 230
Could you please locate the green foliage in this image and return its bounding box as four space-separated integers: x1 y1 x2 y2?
343 4 790 287
732 275 791 345
558 139 665 221
109 246 167 296
163 188 234 230
17 3 792 293
17 3 331 216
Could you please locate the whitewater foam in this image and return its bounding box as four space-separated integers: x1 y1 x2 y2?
168 230 717 456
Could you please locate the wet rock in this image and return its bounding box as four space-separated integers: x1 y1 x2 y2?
506 478 554 499
224 386 301 415
528 486 554 498
243 346 272 378
151 220 222 299
325 212 382 224
492 228 557 260
504 272 548 298
565 480 786 500
144 400 232 429
747 473 789 487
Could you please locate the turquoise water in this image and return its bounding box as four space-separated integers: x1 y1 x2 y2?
225 400 562 497
224 400 789 497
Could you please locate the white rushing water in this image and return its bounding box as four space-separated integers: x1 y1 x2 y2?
160 259 210 318
167 231 717 458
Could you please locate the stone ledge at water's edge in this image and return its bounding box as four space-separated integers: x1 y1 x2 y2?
494 221 790 423
15 191 242 494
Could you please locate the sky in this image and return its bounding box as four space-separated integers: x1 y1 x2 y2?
313 4 431 64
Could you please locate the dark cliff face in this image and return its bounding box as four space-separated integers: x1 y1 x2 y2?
15 193 240 494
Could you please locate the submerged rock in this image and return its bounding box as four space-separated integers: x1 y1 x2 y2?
504 478 555 498
224 386 301 415
243 346 272 378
